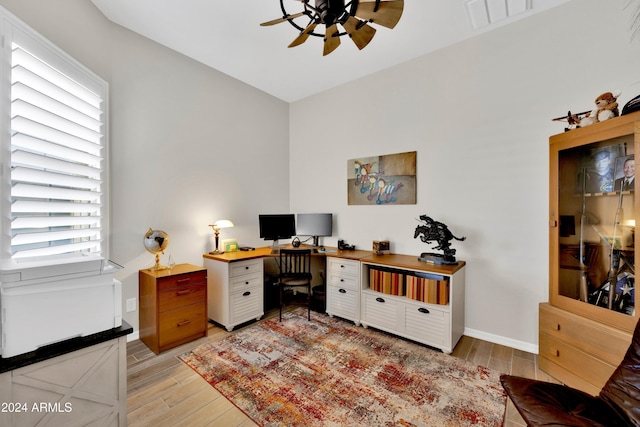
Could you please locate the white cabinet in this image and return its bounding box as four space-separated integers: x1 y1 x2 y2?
204 257 264 331
360 255 465 354
326 257 361 324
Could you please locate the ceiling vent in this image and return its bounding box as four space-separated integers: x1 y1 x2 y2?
465 0 531 30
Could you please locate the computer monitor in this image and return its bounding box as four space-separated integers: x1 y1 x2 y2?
259 214 296 246
296 213 332 247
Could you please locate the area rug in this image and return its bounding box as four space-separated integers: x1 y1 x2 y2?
180 310 506 426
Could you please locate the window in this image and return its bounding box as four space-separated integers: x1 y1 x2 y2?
0 8 109 259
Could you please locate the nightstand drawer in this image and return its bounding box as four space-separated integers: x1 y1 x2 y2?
158 303 207 347
158 284 205 312
158 270 206 292
230 259 262 278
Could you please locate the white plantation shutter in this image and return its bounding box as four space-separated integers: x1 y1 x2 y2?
8 39 108 259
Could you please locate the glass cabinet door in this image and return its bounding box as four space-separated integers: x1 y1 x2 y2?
552 122 639 330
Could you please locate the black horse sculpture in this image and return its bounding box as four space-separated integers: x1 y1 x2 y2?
414 215 466 264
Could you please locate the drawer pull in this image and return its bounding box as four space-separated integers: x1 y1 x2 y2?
340 279 345 282
245 281 250 285
243 291 251 296
176 289 191 296
245 266 250 270
339 289 346 294
177 278 191 284
418 307 430 314
177 319 191 327
554 323 561 331
340 265 345 268
376 297 385 303
550 347 559 357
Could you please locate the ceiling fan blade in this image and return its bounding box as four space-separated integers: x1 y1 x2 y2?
342 16 376 50
323 24 341 56
260 12 305 26
289 23 318 47
355 0 404 29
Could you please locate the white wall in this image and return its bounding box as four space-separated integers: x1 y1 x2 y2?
289 0 640 351
3 0 640 350
0 0 291 333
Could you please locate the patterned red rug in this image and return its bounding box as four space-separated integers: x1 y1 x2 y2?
180 310 506 426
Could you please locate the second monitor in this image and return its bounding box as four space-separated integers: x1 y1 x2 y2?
296 213 332 247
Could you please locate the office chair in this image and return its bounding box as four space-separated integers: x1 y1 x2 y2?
501 316 640 426
278 249 312 321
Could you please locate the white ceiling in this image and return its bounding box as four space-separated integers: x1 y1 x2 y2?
90 0 571 102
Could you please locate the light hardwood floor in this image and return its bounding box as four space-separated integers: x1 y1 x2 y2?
127 309 557 427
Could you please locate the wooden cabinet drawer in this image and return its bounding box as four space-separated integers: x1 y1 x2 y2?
230 259 262 278
328 258 359 276
539 304 630 367
158 284 205 312
539 332 617 391
158 303 207 347
157 270 206 292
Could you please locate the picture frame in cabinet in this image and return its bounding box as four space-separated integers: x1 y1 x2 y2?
613 154 635 192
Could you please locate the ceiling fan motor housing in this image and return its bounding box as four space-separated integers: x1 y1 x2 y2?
315 0 349 25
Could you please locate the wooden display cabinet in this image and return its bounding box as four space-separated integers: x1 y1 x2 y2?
542 111 640 394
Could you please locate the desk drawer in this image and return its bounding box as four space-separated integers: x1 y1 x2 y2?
362 292 398 331
327 285 358 317
327 258 359 277
230 287 262 323
328 274 359 291
158 270 206 292
158 303 206 347
230 259 263 278
230 273 262 293
159 284 206 312
404 303 448 346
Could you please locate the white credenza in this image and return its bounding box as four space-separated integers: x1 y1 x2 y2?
0 322 131 427
359 254 466 354
204 256 264 331
326 257 362 325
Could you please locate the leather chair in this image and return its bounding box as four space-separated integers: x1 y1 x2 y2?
500 318 640 426
277 249 312 321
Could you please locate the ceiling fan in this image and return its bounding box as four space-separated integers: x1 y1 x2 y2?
260 0 404 56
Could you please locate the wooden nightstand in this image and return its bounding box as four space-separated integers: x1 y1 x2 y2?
139 264 208 354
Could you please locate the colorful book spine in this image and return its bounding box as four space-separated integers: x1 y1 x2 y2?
369 268 405 296
406 275 449 305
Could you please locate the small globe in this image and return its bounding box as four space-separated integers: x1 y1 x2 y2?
144 228 170 270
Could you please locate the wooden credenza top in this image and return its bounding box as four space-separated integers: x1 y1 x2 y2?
360 253 466 275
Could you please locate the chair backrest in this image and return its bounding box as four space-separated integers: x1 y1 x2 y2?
279 249 311 278
599 317 640 425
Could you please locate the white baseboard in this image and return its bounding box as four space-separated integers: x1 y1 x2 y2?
126 331 140 342
464 327 538 354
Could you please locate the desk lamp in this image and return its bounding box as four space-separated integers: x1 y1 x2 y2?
209 220 234 254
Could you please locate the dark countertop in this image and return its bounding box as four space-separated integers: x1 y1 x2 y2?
0 320 133 374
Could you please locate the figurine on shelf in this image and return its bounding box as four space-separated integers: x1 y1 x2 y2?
414 215 466 265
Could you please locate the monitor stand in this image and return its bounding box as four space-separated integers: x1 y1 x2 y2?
311 236 319 247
